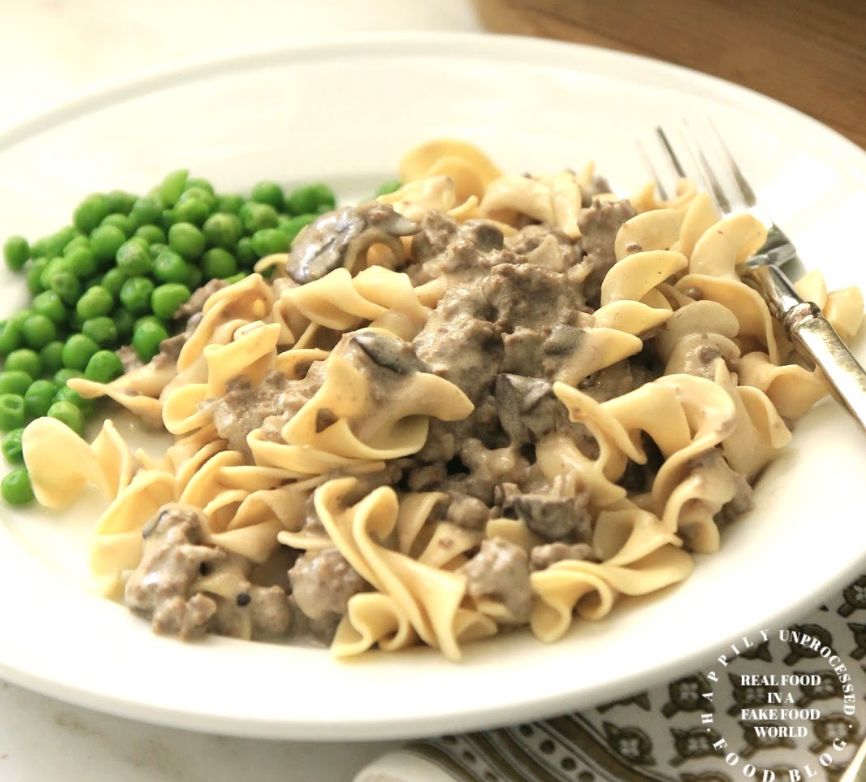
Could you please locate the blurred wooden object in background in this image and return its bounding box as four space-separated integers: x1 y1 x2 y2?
474 0 866 148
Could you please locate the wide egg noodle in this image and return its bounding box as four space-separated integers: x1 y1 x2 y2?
316 478 496 661
22 417 139 508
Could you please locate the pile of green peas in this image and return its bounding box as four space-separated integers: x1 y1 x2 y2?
0 169 345 507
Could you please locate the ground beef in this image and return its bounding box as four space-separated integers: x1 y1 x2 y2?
578 199 636 306
501 483 592 542
410 210 459 263
125 504 223 639
288 547 367 622
413 283 502 401
212 371 292 454
483 262 585 334
530 542 596 571
686 449 755 532
117 344 142 373
462 538 532 624
212 583 292 639
125 504 292 640
506 224 582 269
211 363 324 454
445 493 490 530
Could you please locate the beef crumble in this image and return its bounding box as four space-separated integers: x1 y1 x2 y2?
125 503 291 640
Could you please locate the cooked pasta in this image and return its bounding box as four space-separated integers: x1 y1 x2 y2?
21 140 865 660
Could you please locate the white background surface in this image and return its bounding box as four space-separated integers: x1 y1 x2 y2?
1 3 479 779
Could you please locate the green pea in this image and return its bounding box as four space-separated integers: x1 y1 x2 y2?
152 248 189 284
31 292 66 327
100 213 134 238
119 276 155 315
5 349 41 378
167 222 205 260
0 394 25 431
0 320 22 356
30 237 50 259
2 467 34 505
116 238 151 276
202 213 242 249
151 283 191 319
48 270 82 306
81 316 118 347
201 248 237 280
223 272 245 284
66 246 98 278
55 384 95 416
251 181 285 211
113 309 135 342
9 310 33 329
149 242 168 259
56 226 83 252
216 194 244 214
251 228 290 257
25 258 49 294
132 321 168 362
4 236 29 271
184 177 214 196
84 350 124 383
67 309 84 332
186 265 202 290
21 314 57 350
24 379 57 419
47 400 84 436
235 237 257 268
53 368 82 385
39 341 64 373
74 194 111 233
1 429 24 465
62 235 90 257
287 183 336 215
135 224 165 244
0 371 33 396
281 214 316 245
106 190 137 215
40 256 72 290
173 196 210 226
179 185 216 210
158 169 188 207
239 202 278 233
375 180 402 196
76 286 114 320
61 334 99 371
101 267 127 298
160 208 177 230
133 315 167 333
90 225 126 264
129 196 163 228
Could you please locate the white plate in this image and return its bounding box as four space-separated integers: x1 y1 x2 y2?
1 32 865 741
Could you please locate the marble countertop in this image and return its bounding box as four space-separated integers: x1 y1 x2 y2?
1 4 479 779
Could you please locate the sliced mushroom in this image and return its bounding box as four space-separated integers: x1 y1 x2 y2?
351 330 425 375
287 201 419 283
494 373 556 444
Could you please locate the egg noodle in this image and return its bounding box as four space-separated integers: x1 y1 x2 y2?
21 141 864 660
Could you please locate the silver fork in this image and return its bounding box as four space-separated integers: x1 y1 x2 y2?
646 122 866 434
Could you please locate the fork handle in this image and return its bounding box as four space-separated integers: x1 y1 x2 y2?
744 263 866 432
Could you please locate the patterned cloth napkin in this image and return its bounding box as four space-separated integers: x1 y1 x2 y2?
355 574 866 782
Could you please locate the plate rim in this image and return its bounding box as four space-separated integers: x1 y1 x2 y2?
1 31 865 741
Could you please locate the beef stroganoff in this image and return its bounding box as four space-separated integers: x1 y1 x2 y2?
20 141 864 660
